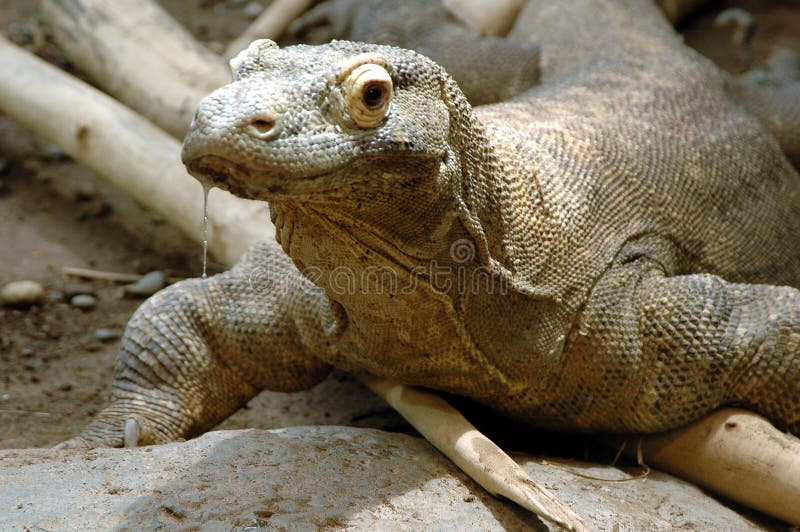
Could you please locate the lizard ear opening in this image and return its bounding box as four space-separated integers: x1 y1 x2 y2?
341 63 393 129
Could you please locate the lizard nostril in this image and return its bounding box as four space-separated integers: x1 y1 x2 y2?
245 115 281 140
253 118 273 131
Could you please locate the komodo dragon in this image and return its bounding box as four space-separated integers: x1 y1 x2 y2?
59 0 800 486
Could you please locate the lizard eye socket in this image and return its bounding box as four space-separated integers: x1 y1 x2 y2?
341 63 392 128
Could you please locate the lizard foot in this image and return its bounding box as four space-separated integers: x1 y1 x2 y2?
54 401 189 449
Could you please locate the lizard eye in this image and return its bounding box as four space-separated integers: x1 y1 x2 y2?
362 84 385 108
341 63 392 129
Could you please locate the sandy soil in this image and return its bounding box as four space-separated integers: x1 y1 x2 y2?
1 0 798 452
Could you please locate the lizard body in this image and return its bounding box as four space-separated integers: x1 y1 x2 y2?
285 0 540 106
61 0 800 450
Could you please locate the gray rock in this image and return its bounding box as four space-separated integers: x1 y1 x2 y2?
94 328 121 342
70 294 96 310
63 283 94 298
23 358 43 371
124 271 165 298
39 143 67 160
0 427 777 530
45 290 65 302
73 180 96 201
1 280 44 306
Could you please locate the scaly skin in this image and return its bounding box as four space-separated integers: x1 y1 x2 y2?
61 0 800 448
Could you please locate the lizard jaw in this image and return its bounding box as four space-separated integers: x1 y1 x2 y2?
185 152 444 203
185 154 331 201
185 154 274 200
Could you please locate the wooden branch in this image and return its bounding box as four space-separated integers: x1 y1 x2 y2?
638 409 800 525
0 36 271 267
442 0 526 37
40 0 230 139
362 376 588 531
225 0 317 58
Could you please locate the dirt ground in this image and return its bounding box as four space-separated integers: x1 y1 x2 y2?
1 0 799 452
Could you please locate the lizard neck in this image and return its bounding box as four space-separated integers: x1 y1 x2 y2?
442 81 550 298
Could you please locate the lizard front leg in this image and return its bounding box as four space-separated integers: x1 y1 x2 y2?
559 252 799 435
56 240 334 449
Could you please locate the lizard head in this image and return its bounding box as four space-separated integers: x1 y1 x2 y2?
184 39 508 303
182 39 462 205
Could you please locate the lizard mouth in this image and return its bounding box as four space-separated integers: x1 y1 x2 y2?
185 154 329 201
185 151 443 202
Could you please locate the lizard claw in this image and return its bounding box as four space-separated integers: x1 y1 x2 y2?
124 416 141 448
122 414 165 448
53 402 182 449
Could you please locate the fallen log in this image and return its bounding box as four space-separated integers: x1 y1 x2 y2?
634 409 800 525
40 0 230 139
0 36 270 267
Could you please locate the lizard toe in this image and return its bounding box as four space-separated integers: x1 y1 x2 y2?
54 402 185 449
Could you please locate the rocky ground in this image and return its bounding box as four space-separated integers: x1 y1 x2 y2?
0 427 782 530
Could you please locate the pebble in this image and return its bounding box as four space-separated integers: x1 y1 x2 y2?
95 328 121 342
76 200 113 221
73 180 96 201
124 271 165 298
63 283 94 298
34 169 54 183
45 290 65 302
23 358 43 370
243 1 264 18
1 280 44 306
40 143 67 160
70 294 96 310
